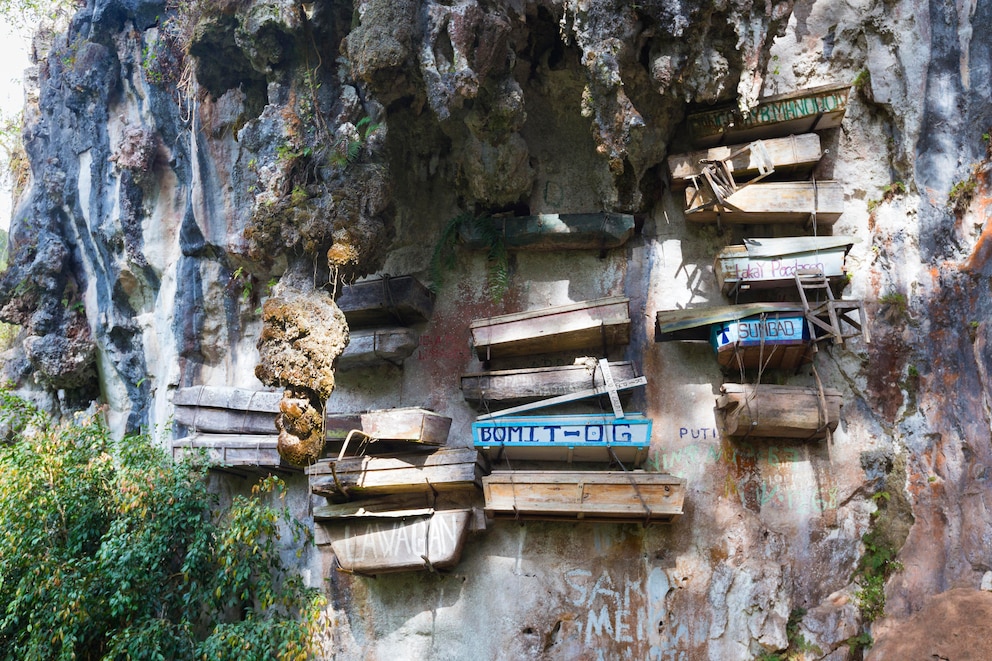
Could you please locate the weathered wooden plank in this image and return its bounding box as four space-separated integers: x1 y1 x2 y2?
483 471 685 523
360 408 451 444
336 275 434 328
715 236 856 295
470 296 630 360
473 413 651 465
171 434 299 470
716 383 842 439
688 83 851 147
461 361 638 407
316 509 471 573
668 134 822 188
173 386 282 412
313 493 480 520
308 448 485 498
337 328 418 370
459 213 635 251
174 407 276 434
685 181 845 224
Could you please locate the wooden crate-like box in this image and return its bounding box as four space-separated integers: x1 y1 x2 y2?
716 383 842 440
688 83 851 147
315 509 472 574
714 236 855 296
171 434 298 471
337 328 418 370
483 471 685 523
336 275 434 328
308 448 486 500
685 181 845 225
461 361 637 407
470 296 630 361
360 408 451 445
668 133 822 188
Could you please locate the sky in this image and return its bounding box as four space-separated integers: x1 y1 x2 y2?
0 22 32 232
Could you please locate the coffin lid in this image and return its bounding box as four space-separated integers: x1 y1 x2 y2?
740 235 859 258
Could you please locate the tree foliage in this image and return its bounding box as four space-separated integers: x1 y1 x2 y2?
0 390 326 661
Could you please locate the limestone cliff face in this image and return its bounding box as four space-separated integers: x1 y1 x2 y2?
2 0 992 658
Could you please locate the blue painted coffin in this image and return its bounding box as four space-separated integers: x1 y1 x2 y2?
709 315 813 369
709 315 809 350
473 414 652 464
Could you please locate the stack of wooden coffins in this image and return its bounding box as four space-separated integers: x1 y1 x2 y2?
657 83 868 442
335 274 434 370
464 296 685 524
306 407 489 575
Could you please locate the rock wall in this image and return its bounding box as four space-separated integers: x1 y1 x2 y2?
2 0 992 658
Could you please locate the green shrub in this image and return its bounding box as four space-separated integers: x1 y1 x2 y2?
0 390 325 661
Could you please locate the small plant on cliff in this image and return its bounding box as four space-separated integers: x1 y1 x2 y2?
867 181 906 214
753 608 822 660
0 390 326 660
878 291 908 316
948 173 978 215
429 212 510 302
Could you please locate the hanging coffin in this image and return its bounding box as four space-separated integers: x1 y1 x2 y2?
656 303 815 370
684 180 845 225
359 407 452 445
709 314 813 370
459 213 635 251
470 296 630 360
714 236 857 295
315 508 472 574
473 413 651 464
335 275 434 328
716 383 843 440
337 328 418 370
172 434 297 471
173 386 281 434
688 83 851 148
460 361 638 408
308 448 486 500
483 471 686 523
668 133 823 189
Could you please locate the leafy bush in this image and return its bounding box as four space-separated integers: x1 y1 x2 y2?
0 390 326 661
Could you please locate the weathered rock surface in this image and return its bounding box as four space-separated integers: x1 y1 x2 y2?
2 0 992 658
866 588 992 660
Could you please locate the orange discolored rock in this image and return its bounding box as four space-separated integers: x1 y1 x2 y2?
867 588 992 661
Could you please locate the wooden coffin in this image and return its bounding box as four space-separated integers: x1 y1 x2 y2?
483 471 686 523
461 361 637 407
308 448 486 500
470 296 630 361
473 413 651 464
316 509 471 574
337 328 418 370
715 236 856 295
173 386 280 434
459 213 635 251
716 383 842 439
655 303 815 370
171 434 298 470
685 180 845 225
360 408 451 445
336 275 434 328
710 313 813 370
668 133 822 189
688 83 851 147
